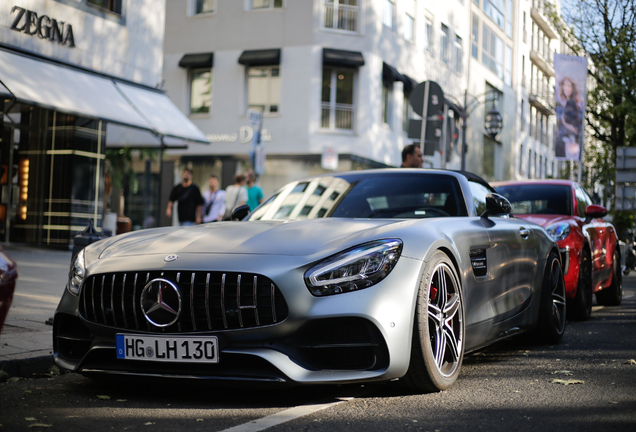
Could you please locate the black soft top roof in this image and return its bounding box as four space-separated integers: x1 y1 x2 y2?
452 170 496 193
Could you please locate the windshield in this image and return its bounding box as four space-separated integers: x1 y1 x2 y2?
496 184 572 216
248 173 468 221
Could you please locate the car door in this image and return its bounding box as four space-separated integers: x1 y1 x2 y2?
468 182 540 324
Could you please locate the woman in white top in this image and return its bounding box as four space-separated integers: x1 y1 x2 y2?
223 173 248 220
202 174 226 223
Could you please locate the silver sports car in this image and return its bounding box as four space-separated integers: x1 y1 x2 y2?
54 169 566 392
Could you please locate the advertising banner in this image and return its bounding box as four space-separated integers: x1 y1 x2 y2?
554 54 588 160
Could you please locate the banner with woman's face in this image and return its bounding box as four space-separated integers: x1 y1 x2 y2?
554 54 588 160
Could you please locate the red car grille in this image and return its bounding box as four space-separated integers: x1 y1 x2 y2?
78 271 288 332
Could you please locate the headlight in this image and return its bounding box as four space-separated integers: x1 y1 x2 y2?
68 249 86 296
304 239 402 296
545 222 571 242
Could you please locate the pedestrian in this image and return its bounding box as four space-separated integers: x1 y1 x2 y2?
166 168 204 226
401 143 424 168
202 174 226 223
246 170 264 212
223 173 248 220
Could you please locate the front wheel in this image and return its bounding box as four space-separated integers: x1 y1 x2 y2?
531 251 566 344
401 251 465 393
596 247 622 306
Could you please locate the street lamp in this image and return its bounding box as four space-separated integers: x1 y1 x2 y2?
459 89 504 171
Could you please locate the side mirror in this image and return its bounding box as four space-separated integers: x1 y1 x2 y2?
481 193 512 218
231 204 251 221
584 204 608 222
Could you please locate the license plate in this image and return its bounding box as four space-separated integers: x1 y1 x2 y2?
116 334 219 363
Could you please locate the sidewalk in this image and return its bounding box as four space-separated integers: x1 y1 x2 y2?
0 244 72 377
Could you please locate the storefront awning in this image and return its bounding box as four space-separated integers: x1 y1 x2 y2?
323 48 365 68
178 53 214 69
238 49 281 66
0 49 209 144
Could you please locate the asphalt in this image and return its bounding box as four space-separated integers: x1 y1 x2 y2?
1 243 635 380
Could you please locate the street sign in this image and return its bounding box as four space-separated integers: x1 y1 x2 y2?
409 81 445 158
321 147 339 170
247 109 263 125
410 81 444 118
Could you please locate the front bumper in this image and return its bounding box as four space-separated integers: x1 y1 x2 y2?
53 254 423 385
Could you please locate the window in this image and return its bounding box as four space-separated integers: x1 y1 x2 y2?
453 35 463 74
468 181 490 216
519 144 524 172
87 0 122 14
404 13 414 41
247 67 280 114
403 92 413 132
441 24 449 64
424 17 434 55
484 0 504 31
190 69 212 114
382 81 391 126
194 0 215 14
321 68 355 130
482 24 503 79
506 0 513 38
482 137 495 178
383 0 396 29
250 0 283 10
324 0 359 32
504 45 512 86
471 13 479 59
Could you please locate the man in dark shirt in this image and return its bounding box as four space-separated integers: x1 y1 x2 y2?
166 168 204 226
401 144 424 168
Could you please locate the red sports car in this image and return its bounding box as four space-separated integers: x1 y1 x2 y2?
493 180 621 320
0 244 17 335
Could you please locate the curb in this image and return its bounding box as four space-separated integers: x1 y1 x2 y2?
0 355 56 379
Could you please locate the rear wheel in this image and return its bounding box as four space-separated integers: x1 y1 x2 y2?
567 249 592 321
401 251 464 393
596 247 622 306
532 251 566 344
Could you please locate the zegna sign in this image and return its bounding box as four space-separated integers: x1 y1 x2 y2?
10 6 75 48
207 125 272 144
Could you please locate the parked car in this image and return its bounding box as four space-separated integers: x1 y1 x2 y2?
54 169 565 393
494 180 622 321
0 244 18 335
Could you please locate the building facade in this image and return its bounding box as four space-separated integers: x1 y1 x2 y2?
0 0 207 246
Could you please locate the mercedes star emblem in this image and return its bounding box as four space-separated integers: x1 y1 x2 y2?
140 278 182 327
164 255 178 262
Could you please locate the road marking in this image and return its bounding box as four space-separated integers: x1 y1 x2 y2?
217 398 354 432
13 292 61 304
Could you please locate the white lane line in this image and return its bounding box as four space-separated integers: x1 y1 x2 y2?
218 398 353 432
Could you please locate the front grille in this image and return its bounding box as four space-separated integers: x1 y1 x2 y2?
79 271 289 332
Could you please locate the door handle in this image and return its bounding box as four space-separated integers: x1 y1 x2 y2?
519 228 531 239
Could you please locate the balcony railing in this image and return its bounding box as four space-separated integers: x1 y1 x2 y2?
324 3 358 33
531 0 558 39
321 103 354 130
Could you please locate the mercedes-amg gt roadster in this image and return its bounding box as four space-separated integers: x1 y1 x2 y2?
54 169 566 393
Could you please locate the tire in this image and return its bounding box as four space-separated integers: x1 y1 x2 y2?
567 249 592 321
531 251 566 344
401 251 465 393
596 247 623 306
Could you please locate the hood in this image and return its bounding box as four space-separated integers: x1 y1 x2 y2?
514 214 573 227
97 219 409 260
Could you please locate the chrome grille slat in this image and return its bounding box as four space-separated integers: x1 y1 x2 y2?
237 274 243 328
121 274 128 328
205 273 211 330
133 273 139 330
221 273 227 329
190 272 197 331
110 274 117 327
78 270 287 332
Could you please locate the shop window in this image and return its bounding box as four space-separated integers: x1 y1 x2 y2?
190 69 212 114
247 66 280 115
323 0 359 33
87 0 122 14
321 68 355 131
382 81 392 126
